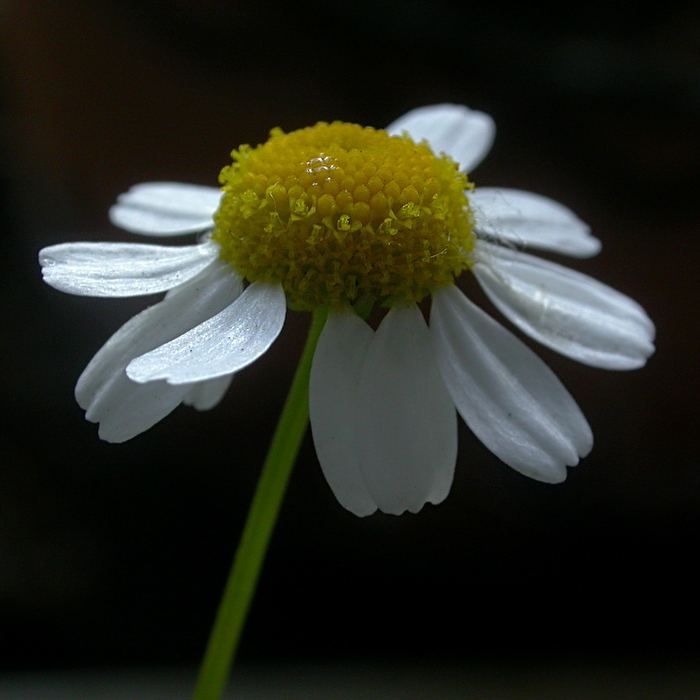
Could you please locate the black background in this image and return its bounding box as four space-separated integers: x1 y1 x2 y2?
1 0 698 680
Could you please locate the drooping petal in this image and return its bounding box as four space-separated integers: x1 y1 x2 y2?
76 260 243 442
354 305 457 515
126 282 286 385
472 242 656 370
109 182 222 236
39 240 219 297
386 103 495 174
182 374 234 411
431 285 592 483
91 379 196 443
470 188 601 258
309 310 377 517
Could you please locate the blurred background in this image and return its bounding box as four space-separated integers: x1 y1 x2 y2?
1 0 698 696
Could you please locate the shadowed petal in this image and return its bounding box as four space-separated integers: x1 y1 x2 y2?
386 104 495 173
431 285 592 482
39 240 219 297
127 282 286 385
92 380 194 443
471 188 601 258
473 242 655 369
309 310 377 516
109 182 222 236
355 305 457 515
183 374 234 411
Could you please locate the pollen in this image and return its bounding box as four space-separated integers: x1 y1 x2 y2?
213 122 476 310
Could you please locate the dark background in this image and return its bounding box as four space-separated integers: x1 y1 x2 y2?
1 0 698 683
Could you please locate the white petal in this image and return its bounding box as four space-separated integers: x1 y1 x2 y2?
470 188 601 258
76 260 243 442
182 374 234 411
93 380 195 443
473 242 656 370
431 286 592 483
127 282 285 385
39 240 219 297
109 182 222 236
354 305 457 515
309 310 377 517
386 104 495 173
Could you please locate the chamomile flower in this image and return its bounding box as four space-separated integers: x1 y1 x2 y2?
39 104 655 516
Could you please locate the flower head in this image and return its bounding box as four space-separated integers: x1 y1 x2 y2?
39 104 655 516
212 121 475 309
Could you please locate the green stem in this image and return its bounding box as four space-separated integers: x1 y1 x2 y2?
192 306 329 700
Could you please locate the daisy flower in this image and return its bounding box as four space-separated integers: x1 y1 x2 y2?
39 104 655 517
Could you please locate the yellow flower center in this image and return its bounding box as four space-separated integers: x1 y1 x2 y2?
213 121 475 310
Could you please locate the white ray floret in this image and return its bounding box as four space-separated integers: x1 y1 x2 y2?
109 182 222 236
470 188 602 258
387 103 496 174
473 241 656 370
127 282 286 385
354 305 457 515
309 311 377 517
39 240 219 297
183 374 235 411
431 285 592 483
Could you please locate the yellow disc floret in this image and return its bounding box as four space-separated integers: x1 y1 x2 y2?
213 121 475 310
